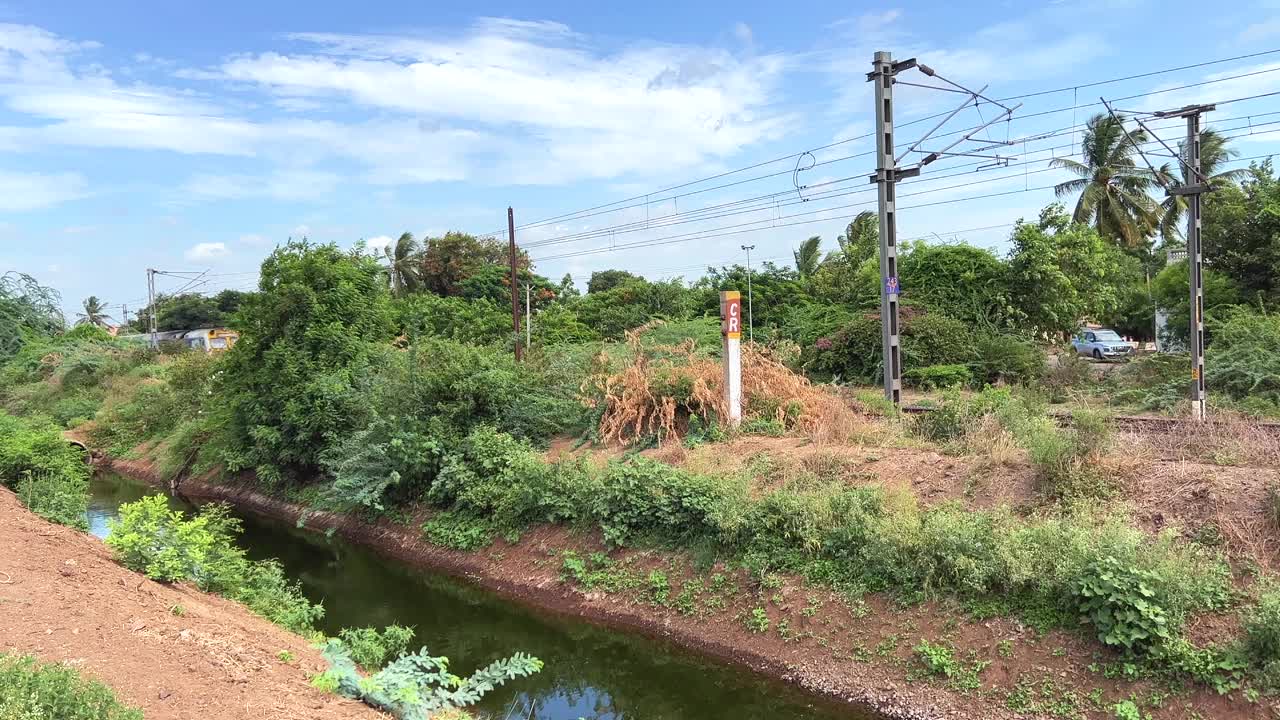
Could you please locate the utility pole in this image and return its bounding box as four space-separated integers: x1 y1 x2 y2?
507 207 522 362
121 304 129 330
865 51 1017 405
146 268 157 348
868 52 915 406
740 244 755 342
1154 103 1216 421
525 283 531 352
1106 98 1215 420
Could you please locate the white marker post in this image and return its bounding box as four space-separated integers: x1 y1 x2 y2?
720 290 743 427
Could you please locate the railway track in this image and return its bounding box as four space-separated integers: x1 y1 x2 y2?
900 405 1280 435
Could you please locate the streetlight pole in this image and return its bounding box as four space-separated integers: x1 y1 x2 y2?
741 244 755 342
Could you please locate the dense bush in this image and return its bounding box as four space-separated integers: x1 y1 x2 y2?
1244 583 1280 677
811 311 972 384
0 411 89 528
903 364 972 390
219 241 394 479
970 335 1046 386
0 653 142 720
106 496 323 635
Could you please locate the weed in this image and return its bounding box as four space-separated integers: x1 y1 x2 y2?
169 604 185 617
1075 557 1170 654
0 653 142 720
648 570 671 605
997 639 1014 658
277 650 295 663
336 625 416 671
745 607 770 634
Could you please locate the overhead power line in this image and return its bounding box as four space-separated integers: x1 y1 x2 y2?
520 117 1280 252
531 152 1276 264
486 50 1280 237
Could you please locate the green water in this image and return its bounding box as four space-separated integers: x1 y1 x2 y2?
88 472 870 720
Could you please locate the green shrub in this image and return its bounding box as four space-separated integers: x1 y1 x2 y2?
811 311 972 384
106 496 323 635
18 470 90 529
971 335 1046 386
0 411 90 528
904 363 972 390
337 625 416 671
421 511 496 550
1043 351 1091 403
592 457 737 546
1244 582 1280 673
1075 557 1170 654
0 653 142 720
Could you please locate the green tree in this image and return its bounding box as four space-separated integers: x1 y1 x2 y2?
1051 113 1162 249
587 269 642 294
383 232 421 297
834 211 878 264
152 291 248 332
420 232 524 297
74 296 112 328
694 262 806 330
1158 128 1249 243
1006 204 1126 338
1201 160 1280 301
220 241 394 479
792 236 822 279
1151 260 1242 343
898 243 1012 329
0 272 63 359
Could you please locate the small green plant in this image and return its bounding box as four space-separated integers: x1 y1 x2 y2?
336 625 416 671
0 653 142 720
1112 699 1145 720
745 607 770 634
914 639 959 678
169 603 185 617
1075 557 1169 654
648 570 671 605
315 640 542 719
996 639 1014 658
278 650 295 663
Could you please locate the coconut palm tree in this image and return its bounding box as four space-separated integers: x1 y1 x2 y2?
1157 128 1248 243
383 232 421 297
1051 113 1162 249
793 236 822 278
75 296 112 327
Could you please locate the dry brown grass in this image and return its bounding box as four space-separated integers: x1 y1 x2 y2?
1119 415 1280 469
583 324 868 446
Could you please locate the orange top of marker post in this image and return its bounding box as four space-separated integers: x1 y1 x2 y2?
720 291 742 339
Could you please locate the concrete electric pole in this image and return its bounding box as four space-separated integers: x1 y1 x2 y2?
741 244 755 342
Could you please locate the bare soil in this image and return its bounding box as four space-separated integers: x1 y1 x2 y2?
0 487 384 720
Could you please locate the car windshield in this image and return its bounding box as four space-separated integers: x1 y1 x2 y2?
1094 330 1123 342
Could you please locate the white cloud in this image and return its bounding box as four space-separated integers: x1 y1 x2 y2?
0 170 86 210
291 224 311 237
238 233 267 245
0 21 794 188
1240 18 1280 43
365 235 393 252
184 242 229 261
733 22 753 45
181 169 341 201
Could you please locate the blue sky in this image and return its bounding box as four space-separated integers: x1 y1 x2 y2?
1 0 1278 321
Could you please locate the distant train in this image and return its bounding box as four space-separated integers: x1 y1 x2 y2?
117 327 239 353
